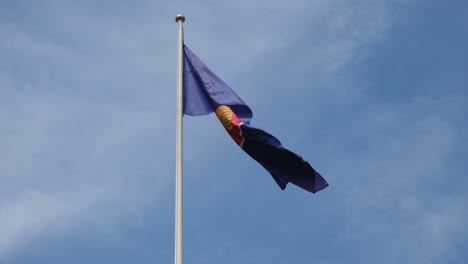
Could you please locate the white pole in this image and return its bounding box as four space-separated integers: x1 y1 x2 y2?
175 14 185 264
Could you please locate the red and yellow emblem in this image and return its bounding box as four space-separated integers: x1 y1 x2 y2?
215 105 244 146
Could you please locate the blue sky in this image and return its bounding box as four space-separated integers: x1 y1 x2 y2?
1 0 467 263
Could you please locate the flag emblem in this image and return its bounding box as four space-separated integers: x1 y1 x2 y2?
215 105 244 146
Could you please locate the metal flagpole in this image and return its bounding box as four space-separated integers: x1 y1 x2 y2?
175 14 185 264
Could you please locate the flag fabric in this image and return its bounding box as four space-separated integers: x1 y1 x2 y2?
183 45 328 193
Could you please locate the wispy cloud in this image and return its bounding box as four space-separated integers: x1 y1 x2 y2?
0 90 171 254
0 1 173 254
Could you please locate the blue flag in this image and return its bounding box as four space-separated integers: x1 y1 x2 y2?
183 45 328 193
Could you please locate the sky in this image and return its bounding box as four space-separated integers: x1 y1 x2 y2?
1 0 467 263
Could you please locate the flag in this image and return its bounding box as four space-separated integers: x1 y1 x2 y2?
183 45 328 193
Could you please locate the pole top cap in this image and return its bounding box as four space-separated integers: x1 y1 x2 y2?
175 14 185 23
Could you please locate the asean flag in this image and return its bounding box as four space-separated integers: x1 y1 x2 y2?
183 45 328 193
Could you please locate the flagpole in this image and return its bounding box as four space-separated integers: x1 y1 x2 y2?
175 14 185 264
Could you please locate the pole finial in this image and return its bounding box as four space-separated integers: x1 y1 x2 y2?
175 14 185 23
